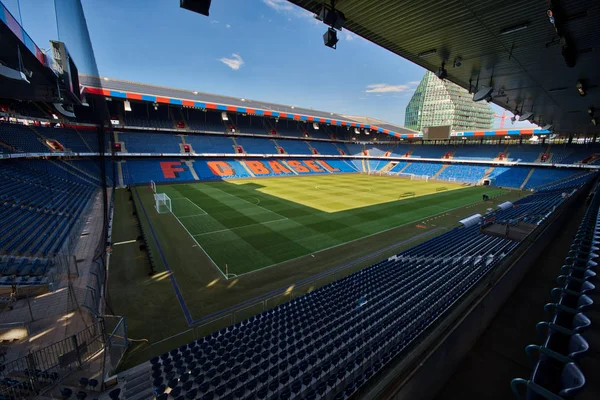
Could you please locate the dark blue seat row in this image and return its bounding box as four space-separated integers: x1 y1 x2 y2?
512 179 599 399
140 177 593 400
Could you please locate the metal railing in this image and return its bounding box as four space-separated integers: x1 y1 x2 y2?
0 316 127 398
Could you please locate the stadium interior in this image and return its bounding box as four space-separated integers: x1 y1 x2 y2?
0 0 599 400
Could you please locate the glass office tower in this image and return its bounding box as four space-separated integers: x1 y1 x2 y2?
405 71 494 132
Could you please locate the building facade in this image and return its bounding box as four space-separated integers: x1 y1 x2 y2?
405 71 494 132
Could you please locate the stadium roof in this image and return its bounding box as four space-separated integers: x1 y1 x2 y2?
79 75 421 138
288 0 600 135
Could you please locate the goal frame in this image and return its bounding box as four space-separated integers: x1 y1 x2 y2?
154 193 172 214
150 180 157 193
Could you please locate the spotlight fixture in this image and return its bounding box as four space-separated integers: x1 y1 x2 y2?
323 27 338 49
592 118 597 126
453 57 462 67
435 62 448 80
576 80 586 96
318 1 345 50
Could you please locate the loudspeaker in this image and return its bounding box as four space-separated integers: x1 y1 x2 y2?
180 0 212 16
323 28 338 49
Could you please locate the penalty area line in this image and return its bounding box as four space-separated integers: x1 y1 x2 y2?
170 210 226 279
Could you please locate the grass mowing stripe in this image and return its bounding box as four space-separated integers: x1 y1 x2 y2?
163 176 498 274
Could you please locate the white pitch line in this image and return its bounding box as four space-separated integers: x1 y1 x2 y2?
113 239 137 246
169 210 226 279
192 218 289 236
172 197 209 218
178 213 211 219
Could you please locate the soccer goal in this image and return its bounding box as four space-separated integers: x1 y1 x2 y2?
154 193 172 214
150 180 157 194
399 173 429 182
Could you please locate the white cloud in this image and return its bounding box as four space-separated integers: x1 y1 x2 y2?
344 31 356 41
263 0 315 20
365 83 411 93
226 24 231 28
364 81 421 94
219 53 244 70
210 20 219 24
263 0 293 12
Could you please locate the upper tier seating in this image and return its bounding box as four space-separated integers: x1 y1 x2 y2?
309 141 342 155
506 146 544 162
0 123 49 152
37 127 91 152
453 145 503 161
184 135 236 154
118 131 183 153
0 160 96 260
410 145 450 159
235 137 279 154
146 182 588 400
277 140 313 155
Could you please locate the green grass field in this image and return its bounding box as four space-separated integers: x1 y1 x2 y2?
157 174 499 275
108 174 527 369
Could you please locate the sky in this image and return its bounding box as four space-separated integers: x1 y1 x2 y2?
3 0 535 129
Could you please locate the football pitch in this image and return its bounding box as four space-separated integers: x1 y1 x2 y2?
155 174 503 276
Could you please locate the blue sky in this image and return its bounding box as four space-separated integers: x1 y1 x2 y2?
3 0 534 129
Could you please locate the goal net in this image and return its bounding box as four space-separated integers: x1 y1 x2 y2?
154 193 172 214
150 180 157 193
398 173 429 182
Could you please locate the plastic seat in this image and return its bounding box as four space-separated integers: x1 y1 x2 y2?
536 313 591 338
526 334 589 362
511 362 586 399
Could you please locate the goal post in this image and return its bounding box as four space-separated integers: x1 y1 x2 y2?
398 173 429 182
154 193 172 214
150 180 157 194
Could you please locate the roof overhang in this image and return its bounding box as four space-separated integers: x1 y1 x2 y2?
288 0 600 135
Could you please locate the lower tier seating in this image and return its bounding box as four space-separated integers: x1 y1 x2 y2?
122 159 358 184
146 179 590 400
512 179 599 399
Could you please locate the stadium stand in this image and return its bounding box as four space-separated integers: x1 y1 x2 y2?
523 168 587 190
453 145 503 161
184 134 236 154
488 167 531 188
437 164 489 183
123 159 197 184
506 146 544 162
142 180 589 400
235 137 279 154
0 123 50 152
403 162 443 177
277 140 313 155
388 161 409 174
511 183 600 399
410 145 450 159
0 161 96 261
309 141 342 155
36 127 92 152
117 131 183 153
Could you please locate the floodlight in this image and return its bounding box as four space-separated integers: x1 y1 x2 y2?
323 27 338 49
576 80 586 96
